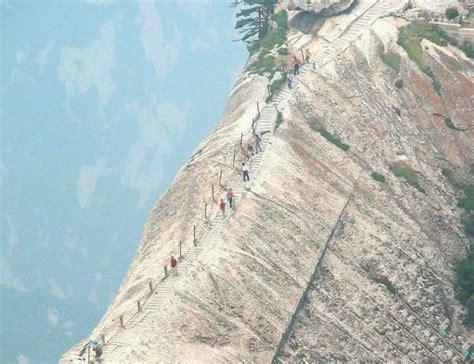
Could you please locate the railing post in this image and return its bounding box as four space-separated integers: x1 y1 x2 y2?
257 101 260 116
240 133 243 147
164 265 168 279
232 151 236 168
219 170 222 187
193 225 197 246
148 280 153 294
119 315 124 329
179 240 182 259
300 49 304 62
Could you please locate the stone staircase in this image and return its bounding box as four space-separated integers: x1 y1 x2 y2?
100 109 278 359
84 1 409 360
304 0 401 70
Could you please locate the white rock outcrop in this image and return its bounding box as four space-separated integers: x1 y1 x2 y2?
62 0 474 362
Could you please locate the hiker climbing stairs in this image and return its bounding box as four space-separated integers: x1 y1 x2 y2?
85 1 411 359
101 117 275 358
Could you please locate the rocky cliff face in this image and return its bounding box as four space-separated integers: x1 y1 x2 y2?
284 0 355 15
62 0 473 362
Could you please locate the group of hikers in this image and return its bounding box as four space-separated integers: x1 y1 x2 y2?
287 48 312 89
165 49 313 284
167 160 253 275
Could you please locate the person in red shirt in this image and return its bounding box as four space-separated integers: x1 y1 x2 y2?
226 188 234 209
170 256 178 276
219 198 226 215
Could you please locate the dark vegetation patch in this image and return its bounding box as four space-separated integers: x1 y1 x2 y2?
247 10 288 79
308 120 349 151
442 169 474 214
371 172 386 183
444 117 466 131
372 275 397 295
380 52 401 73
445 7 459 20
248 51 276 75
319 129 350 151
442 168 474 327
397 22 474 95
454 244 474 327
460 42 474 58
390 162 425 193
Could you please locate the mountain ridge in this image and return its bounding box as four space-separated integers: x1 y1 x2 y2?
61 0 474 362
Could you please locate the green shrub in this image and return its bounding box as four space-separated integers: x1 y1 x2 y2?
259 29 287 50
444 117 465 131
249 52 276 76
462 214 474 237
371 172 386 183
454 244 474 327
458 185 474 211
442 168 474 211
380 52 401 73
442 168 464 189
444 170 474 327
398 21 473 70
248 10 289 78
442 168 474 235
444 117 456 129
460 42 474 59
373 275 397 294
308 121 349 151
319 129 350 151
390 162 425 192
397 22 449 94
274 111 283 132
445 7 459 20
251 10 288 53
272 10 288 29
432 77 442 95
308 120 321 133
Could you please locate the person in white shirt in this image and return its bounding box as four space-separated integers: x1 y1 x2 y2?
242 162 250 182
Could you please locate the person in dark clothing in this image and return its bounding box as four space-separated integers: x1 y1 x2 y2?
293 56 300 75
255 133 263 153
92 342 103 359
226 188 234 208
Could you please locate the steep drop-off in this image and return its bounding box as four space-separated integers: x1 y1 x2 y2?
62 0 473 362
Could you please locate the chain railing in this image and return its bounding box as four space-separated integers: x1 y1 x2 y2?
74 101 265 362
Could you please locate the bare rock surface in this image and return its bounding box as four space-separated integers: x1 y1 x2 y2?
284 0 355 15
62 0 473 362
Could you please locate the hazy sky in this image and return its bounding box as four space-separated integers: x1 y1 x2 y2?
1 0 246 362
